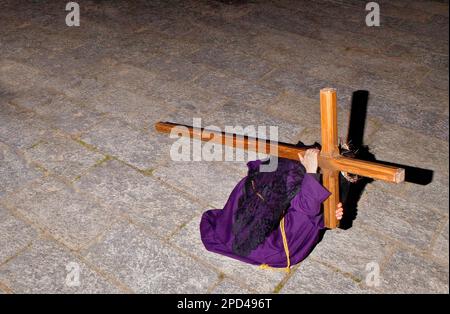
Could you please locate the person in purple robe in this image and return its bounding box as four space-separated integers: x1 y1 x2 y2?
200 148 345 272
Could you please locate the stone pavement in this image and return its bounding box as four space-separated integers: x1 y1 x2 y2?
0 0 448 293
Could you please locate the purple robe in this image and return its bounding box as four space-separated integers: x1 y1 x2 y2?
200 160 331 268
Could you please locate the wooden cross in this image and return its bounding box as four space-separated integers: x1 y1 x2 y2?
155 88 405 229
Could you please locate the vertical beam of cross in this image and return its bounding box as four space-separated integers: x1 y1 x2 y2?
155 88 405 229
320 88 340 229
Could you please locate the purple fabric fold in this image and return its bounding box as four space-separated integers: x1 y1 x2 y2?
200 161 331 268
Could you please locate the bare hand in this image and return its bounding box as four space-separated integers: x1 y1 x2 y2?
336 202 344 220
298 148 320 173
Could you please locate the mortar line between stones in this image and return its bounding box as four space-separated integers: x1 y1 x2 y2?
378 245 398 274
163 210 207 242
7 96 111 137
103 60 230 112
7 81 167 141
166 240 260 294
205 275 225 294
11 167 236 290
255 66 280 85
0 241 33 270
41 209 135 293
75 253 134 294
366 181 449 218
173 34 282 76
17 212 133 293
117 216 239 292
0 280 13 294
2 4 446 294
56 204 233 293
0 167 48 202
3 120 448 275
4 139 212 258
357 220 449 267
426 217 449 258
188 59 285 100
308 256 364 284
0 171 128 254
272 263 301 294
123 215 264 293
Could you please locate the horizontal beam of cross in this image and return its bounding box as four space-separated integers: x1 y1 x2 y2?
154 121 405 183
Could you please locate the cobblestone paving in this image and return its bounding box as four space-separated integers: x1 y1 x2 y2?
0 0 448 293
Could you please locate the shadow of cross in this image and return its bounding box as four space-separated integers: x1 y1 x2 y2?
155 88 405 229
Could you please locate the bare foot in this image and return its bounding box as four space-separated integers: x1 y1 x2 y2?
336 202 344 220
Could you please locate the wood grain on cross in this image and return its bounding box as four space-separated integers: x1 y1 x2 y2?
155 88 405 229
